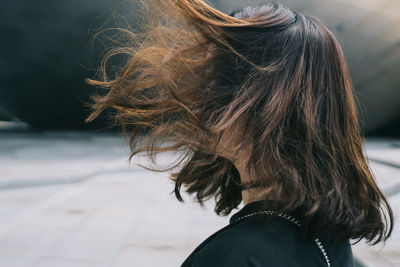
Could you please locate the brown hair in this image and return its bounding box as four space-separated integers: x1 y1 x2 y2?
85 0 393 244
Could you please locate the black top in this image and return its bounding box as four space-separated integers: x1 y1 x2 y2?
181 200 355 267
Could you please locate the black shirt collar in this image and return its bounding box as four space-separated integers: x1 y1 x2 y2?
229 199 306 224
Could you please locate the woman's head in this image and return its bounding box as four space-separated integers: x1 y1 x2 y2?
86 0 392 244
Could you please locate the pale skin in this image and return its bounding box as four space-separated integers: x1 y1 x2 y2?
216 121 268 206
234 156 267 206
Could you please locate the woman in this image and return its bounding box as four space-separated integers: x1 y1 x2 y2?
85 0 393 266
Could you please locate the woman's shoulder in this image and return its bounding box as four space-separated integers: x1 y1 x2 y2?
181 215 355 267
181 216 312 267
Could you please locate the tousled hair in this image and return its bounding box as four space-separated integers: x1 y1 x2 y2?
86 0 393 244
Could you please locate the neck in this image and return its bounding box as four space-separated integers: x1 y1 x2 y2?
234 159 270 206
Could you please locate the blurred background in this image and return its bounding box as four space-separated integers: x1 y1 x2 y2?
0 0 399 266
